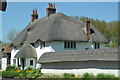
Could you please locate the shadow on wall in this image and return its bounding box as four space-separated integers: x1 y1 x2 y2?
42 61 119 69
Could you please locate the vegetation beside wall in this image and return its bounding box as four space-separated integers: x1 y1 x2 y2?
2 66 41 79
39 73 119 79
1 67 120 79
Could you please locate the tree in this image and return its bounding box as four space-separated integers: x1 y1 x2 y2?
7 28 19 42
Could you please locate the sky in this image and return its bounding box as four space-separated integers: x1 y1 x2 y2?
0 2 119 42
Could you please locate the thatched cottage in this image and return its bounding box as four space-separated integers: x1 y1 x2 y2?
1 3 119 76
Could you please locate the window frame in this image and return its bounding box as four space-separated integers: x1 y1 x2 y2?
40 42 45 49
94 43 100 49
30 60 33 66
64 42 76 49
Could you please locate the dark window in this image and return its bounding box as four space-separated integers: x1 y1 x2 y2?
40 42 45 49
42 42 45 47
94 43 100 49
30 60 33 66
64 42 76 48
7 54 11 65
31 43 34 47
64 42 67 48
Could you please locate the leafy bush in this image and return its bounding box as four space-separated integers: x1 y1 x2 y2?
25 67 33 70
63 73 75 78
96 73 116 78
2 71 20 78
19 68 41 79
19 69 28 78
27 68 41 79
81 73 95 78
6 65 17 71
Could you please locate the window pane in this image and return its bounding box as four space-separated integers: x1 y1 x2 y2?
64 42 76 48
98 43 100 48
71 42 73 48
43 42 45 47
30 60 33 66
64 42 66 48
74 42 76 48
68 42 70 48
95 43 96 49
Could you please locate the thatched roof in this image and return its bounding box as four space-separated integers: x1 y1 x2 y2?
38 48 119 63
14 43 37 58
12 13 108 46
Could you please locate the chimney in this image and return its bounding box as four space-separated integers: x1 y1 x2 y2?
86 20 91 40
46 3 56 17
31 9 38 22
83 18 91 40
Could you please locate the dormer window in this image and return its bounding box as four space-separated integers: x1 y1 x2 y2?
27 28 32 35
40 42 45 49
64 42 76 49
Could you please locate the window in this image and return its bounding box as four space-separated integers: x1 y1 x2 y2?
30 60 33 66
64 42 76 48
31 43 34 47
40 42 45 49
27 28 32 35
13 59 16 66
94 43 100 49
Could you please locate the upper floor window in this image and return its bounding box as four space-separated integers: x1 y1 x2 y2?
64 42 76 49
27 28 32 35
40 42 45 49
94 43 99 49
31 43 35 47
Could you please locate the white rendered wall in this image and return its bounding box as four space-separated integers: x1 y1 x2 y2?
11 46 21 66
41 61 119 77
42 69 119 77
1 58 7 70
25 58 36 68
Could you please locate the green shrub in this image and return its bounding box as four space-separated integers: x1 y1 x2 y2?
27 68 41 79
2 71 20 78
25 67 33 70
96 73 116 78
81 73 95 78
19 68 41 79
6 65 17 71
63 73 75 78
19 69 28 78
19 67 33 78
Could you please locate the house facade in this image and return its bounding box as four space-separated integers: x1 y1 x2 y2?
1 45 12 70
3 3 119 76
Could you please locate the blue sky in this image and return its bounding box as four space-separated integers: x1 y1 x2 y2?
1 2 118 42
